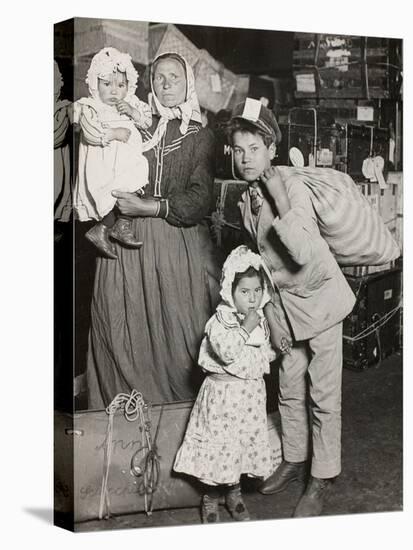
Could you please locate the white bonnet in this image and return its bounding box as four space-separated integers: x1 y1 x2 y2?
219 245 271 311
86 47 138 102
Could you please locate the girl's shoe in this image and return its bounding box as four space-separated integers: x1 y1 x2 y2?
225 485 250 521
110 218 142 248
201 494 220 524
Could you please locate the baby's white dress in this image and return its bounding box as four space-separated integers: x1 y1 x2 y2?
73 96 149 221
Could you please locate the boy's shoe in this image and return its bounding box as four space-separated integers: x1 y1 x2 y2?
110 218 142 248
293 476 334 518
225 485 250 521
85 223 117 259
259 460 308 495
201 494 220 524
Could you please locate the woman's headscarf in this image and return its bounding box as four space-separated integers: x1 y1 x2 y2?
218 245 272 314
142 52 202 152
85 47 139 104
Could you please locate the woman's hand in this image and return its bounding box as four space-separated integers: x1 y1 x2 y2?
260 166 290 217
112 191 158 217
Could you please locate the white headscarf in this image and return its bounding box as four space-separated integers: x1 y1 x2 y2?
85 47 139 104
142 52 202 152
218 245 272 314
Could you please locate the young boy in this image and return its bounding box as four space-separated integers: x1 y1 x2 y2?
228 98 356 517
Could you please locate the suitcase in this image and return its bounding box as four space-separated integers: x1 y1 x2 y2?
54 399 282 528
210 179 248 257
343 267 402 370
276 107 347 171
345 123 390 182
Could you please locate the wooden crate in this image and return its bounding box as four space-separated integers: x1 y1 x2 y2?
72 18 149 100
74 18 149 65
293 33 390 99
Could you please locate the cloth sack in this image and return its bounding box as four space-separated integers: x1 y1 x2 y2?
277 166 400 266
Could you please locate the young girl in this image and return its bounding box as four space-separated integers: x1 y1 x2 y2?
73 47 152 259
174 245 277 523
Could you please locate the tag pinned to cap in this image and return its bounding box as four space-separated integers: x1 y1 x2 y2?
232 97 282 145
242 97 263 122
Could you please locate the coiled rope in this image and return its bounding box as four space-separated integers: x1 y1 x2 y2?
99 390 163 519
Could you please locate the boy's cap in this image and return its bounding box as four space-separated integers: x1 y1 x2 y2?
231 98 282 144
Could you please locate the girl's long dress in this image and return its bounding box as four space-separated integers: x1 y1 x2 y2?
86 119 217 407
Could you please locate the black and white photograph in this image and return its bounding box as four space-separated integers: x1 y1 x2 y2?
3 1 411 548
52 13 404 533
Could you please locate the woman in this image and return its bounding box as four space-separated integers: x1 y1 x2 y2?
86 52 217 407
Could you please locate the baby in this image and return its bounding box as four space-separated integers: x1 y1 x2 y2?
73 47 152 259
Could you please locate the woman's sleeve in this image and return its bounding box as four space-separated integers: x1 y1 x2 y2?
166 128 216 227
77 104 110 146
272 177 319 266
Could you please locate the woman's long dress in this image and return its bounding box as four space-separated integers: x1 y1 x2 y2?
86 119 217 407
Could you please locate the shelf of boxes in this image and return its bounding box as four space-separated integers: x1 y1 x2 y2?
293 33 391 100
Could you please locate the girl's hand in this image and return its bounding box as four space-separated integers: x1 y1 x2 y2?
116 100 133 118
242 310 261 334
